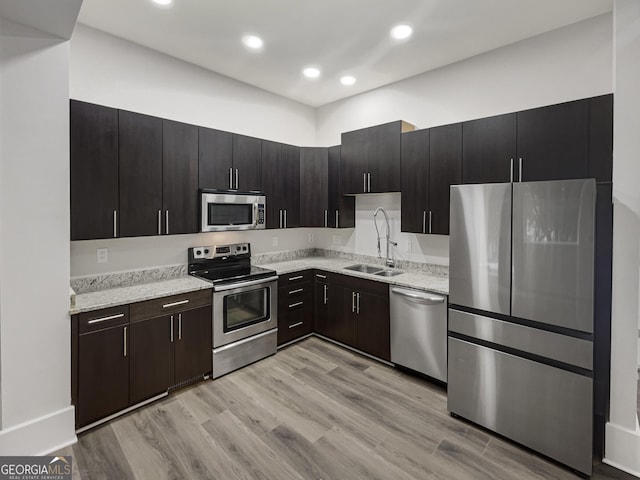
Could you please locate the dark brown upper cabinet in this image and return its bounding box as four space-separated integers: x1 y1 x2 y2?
516 99 589 182
588 94 613 183
328 146 355 228
462 113 517 184
198 127 233 190
118 110 163 238
70 100 119 241
232 134 262 192
341 120 414 194
401 126 461 235
261 141 300 229
300 147 329 227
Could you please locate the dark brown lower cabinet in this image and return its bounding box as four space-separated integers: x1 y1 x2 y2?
174 306 213 385
278 280 313 346
355 290 390 360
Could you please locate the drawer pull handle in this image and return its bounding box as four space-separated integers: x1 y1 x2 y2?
289 301 304 309
163 299 189 308
123 326 127 357
289 288 304 295
288 275 304 281
315 274 327 279
289 321 304 329
88 313 125 324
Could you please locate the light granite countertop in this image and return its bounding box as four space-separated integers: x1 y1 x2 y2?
259 257 449 296
70 276 213 315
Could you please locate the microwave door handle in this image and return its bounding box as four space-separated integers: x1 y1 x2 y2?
254 202 259 227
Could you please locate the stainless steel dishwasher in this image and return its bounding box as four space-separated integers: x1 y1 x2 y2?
390 285 447 382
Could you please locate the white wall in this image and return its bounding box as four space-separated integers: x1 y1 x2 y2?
0 24 75 453
604 1 640 476
71 24 316 146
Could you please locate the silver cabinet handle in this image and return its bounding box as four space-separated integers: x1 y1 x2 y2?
335 210 339 228
170 315 174 343
157 210 162 235
351 291 356 312
429 211 433 234
363 173 367 193
356 292 361 314
323 284 328 304
113 210 117 238
289 321 304 329
288 275 304 281
279 210 283 229
510 158 514 183
235 168 239 189
165 210 169 235
284 209 287 228
324 210 328 228
229 167 233 189
367 173 371 193
289 288 304 295
88 313 125 325
289 301 304 308
519 157 523 182
163 299 189 308
123 326 127 357
315 273 326 279
178 313 182 340
391 287 446 304
422 211 426 234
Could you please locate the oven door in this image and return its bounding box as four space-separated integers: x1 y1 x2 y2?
213 277 277 348
201 192 265 232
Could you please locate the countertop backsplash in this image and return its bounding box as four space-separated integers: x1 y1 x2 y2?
71 264 187 294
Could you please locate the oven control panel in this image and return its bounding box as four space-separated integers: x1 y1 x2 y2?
189 243 250 260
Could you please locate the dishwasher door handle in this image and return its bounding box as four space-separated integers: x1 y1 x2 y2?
391 287 445 304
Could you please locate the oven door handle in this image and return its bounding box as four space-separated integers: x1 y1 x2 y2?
213 276 278 292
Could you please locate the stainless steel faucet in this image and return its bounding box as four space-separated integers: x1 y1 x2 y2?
373 207 397 268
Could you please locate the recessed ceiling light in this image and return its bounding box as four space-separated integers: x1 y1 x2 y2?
150 0 174 8
340 75 356 86
242 35 264 50
303 67 321 79
390 24 412 40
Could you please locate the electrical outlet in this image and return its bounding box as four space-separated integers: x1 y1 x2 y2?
332 234 341 245
97 248 108 264
405 239 412 253
272 236 279 247
308 233 314 243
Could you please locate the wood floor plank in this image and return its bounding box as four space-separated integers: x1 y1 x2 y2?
72 424 136 480
274 341 340 374
300 336 373 372
175 382 227 424
56 445 83 480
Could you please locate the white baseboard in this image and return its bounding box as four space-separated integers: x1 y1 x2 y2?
0 406 77 456
604 422 640 478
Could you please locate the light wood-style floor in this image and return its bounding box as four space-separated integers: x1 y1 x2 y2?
57 337 634 480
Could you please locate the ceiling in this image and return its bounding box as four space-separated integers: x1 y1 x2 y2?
77 0 612 107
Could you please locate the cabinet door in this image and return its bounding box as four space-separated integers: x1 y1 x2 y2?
130 315 174 404
232 134 262 191
199 127 233 190
337 287 358 347
163 120 199 235
588 94 613 183
70 100 119 240
261 140 283 229
369 121 403 193
462 113 517 184
356 290 390 361
314 280 332 337
517 99 589 181
282 144 301 228
328 146 355 228
300 147 329 227
429 123 462 235
401 129 429 233
77 325 129 426
174 306 212 385
119 110 163 237
341 127 370 194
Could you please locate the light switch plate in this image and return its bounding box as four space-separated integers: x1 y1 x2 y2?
405 239 412 253
97 248 108 264
308 233 314 243
272 236 279 247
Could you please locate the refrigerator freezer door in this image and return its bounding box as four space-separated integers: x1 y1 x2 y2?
449 183 512 315
512 179 595 333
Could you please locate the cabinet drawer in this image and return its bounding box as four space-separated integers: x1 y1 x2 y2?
278 270 312 288
79 305 130 334
130 288 212 322
334 273 389 296
279 282 311 301
313 270 338 284
278 297 313 345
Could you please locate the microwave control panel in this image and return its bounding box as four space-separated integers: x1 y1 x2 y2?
257 204 265 225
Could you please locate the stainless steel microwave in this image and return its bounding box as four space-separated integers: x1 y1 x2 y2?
201 190 265 232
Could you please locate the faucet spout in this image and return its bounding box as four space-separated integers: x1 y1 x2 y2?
373 207 397 268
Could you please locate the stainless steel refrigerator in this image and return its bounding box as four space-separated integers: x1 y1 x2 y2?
448 179 595 475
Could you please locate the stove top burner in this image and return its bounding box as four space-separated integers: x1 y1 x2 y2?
190 265 275 284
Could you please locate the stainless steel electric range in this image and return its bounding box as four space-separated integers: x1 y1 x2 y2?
188 243 278 378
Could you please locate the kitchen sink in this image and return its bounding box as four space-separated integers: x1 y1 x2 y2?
344 264 384 274
374 270 403 277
